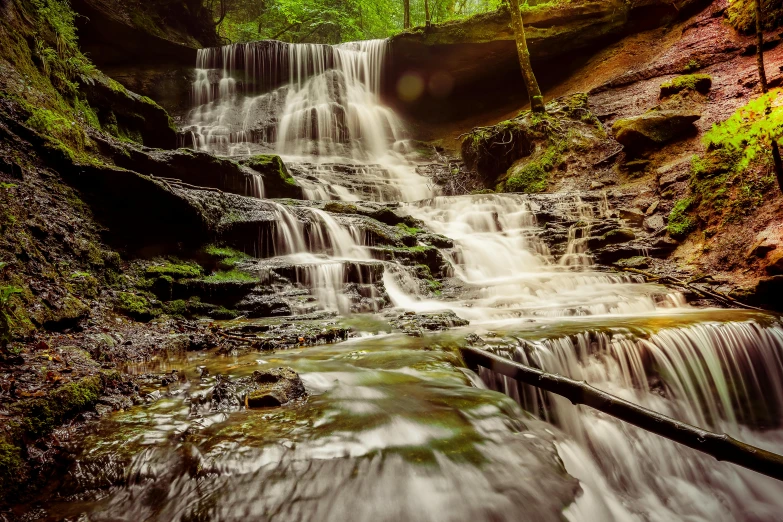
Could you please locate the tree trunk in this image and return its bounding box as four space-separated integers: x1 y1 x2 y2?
755 0 783 194
404 0 411 29
424 0 431 27
461 346 783 482
506 0 545 113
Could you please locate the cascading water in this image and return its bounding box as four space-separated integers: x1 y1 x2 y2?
48 38 783 522
186 39 432 202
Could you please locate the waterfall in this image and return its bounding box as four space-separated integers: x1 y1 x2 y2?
477 319 783 521
186 40 432 202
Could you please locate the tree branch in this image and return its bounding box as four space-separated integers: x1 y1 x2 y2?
461 346 783 482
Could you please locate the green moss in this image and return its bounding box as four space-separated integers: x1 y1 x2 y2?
323 202 358 214
74 97 100 129
203 245 249 269
26 107 86 152
470 189 495 195
245 155 298 186
660 74 712 97
396 223 421 235
145 262 203 280
115 292 158 320
0 437 25 500
667 198 697 239
683 59 701 72
10 373 112 439
504 136 568 193
163 299 188 316
201 270 257 283
728 0 783 32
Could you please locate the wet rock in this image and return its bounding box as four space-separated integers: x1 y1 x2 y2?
238 155 304 199
614 256 652 269
390 311 469 335
612 110 701 155
113 148 265 198
209 374 243 412
244 367 307 409
236 294 292 318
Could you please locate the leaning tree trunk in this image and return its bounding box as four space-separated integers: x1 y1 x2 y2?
755 0 783 193
461 346 783 481
507 0 545 113
404 0 411 29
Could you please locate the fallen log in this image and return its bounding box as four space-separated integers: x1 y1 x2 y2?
461 345 783 482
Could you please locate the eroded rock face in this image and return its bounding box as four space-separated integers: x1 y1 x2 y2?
387 0 703 123
612 110 701 154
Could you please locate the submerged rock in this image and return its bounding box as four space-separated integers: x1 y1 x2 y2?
244 367 307 409
390 311 469 336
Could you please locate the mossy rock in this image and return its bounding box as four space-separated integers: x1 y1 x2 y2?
660 74 712 98
613 110 701 155
115 292 159 321
240 155 303 199
145 262 202 280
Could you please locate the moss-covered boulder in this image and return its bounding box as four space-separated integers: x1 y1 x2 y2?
660 74 712 98
80 73 177 148
613 110 701 155
239 155 303 199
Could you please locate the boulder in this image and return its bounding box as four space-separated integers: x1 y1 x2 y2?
765 250 783 275
245 368 307 409
613 110 701 154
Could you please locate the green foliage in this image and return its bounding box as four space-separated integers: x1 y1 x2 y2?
728 0 783 33
683 59 701 72
74 97 100 129
667 198 696 239
704 90 783 173
215 0 502 43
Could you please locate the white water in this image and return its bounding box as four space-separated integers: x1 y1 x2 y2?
186 40 433 202
183 38 783 521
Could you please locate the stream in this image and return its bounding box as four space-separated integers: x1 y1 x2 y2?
40 39 783 521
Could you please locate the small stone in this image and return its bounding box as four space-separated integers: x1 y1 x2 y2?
644 215 665 231
590 181 605 190
646 200 659 215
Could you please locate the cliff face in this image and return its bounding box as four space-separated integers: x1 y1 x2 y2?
385 0 710 123
439 0 783 308
70 0 218 116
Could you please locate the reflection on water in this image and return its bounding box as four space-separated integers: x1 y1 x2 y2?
43 334 577 521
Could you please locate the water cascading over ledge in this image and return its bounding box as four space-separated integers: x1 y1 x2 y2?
186 39 402 159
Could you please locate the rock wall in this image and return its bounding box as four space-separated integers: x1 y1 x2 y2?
386 0 709 124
